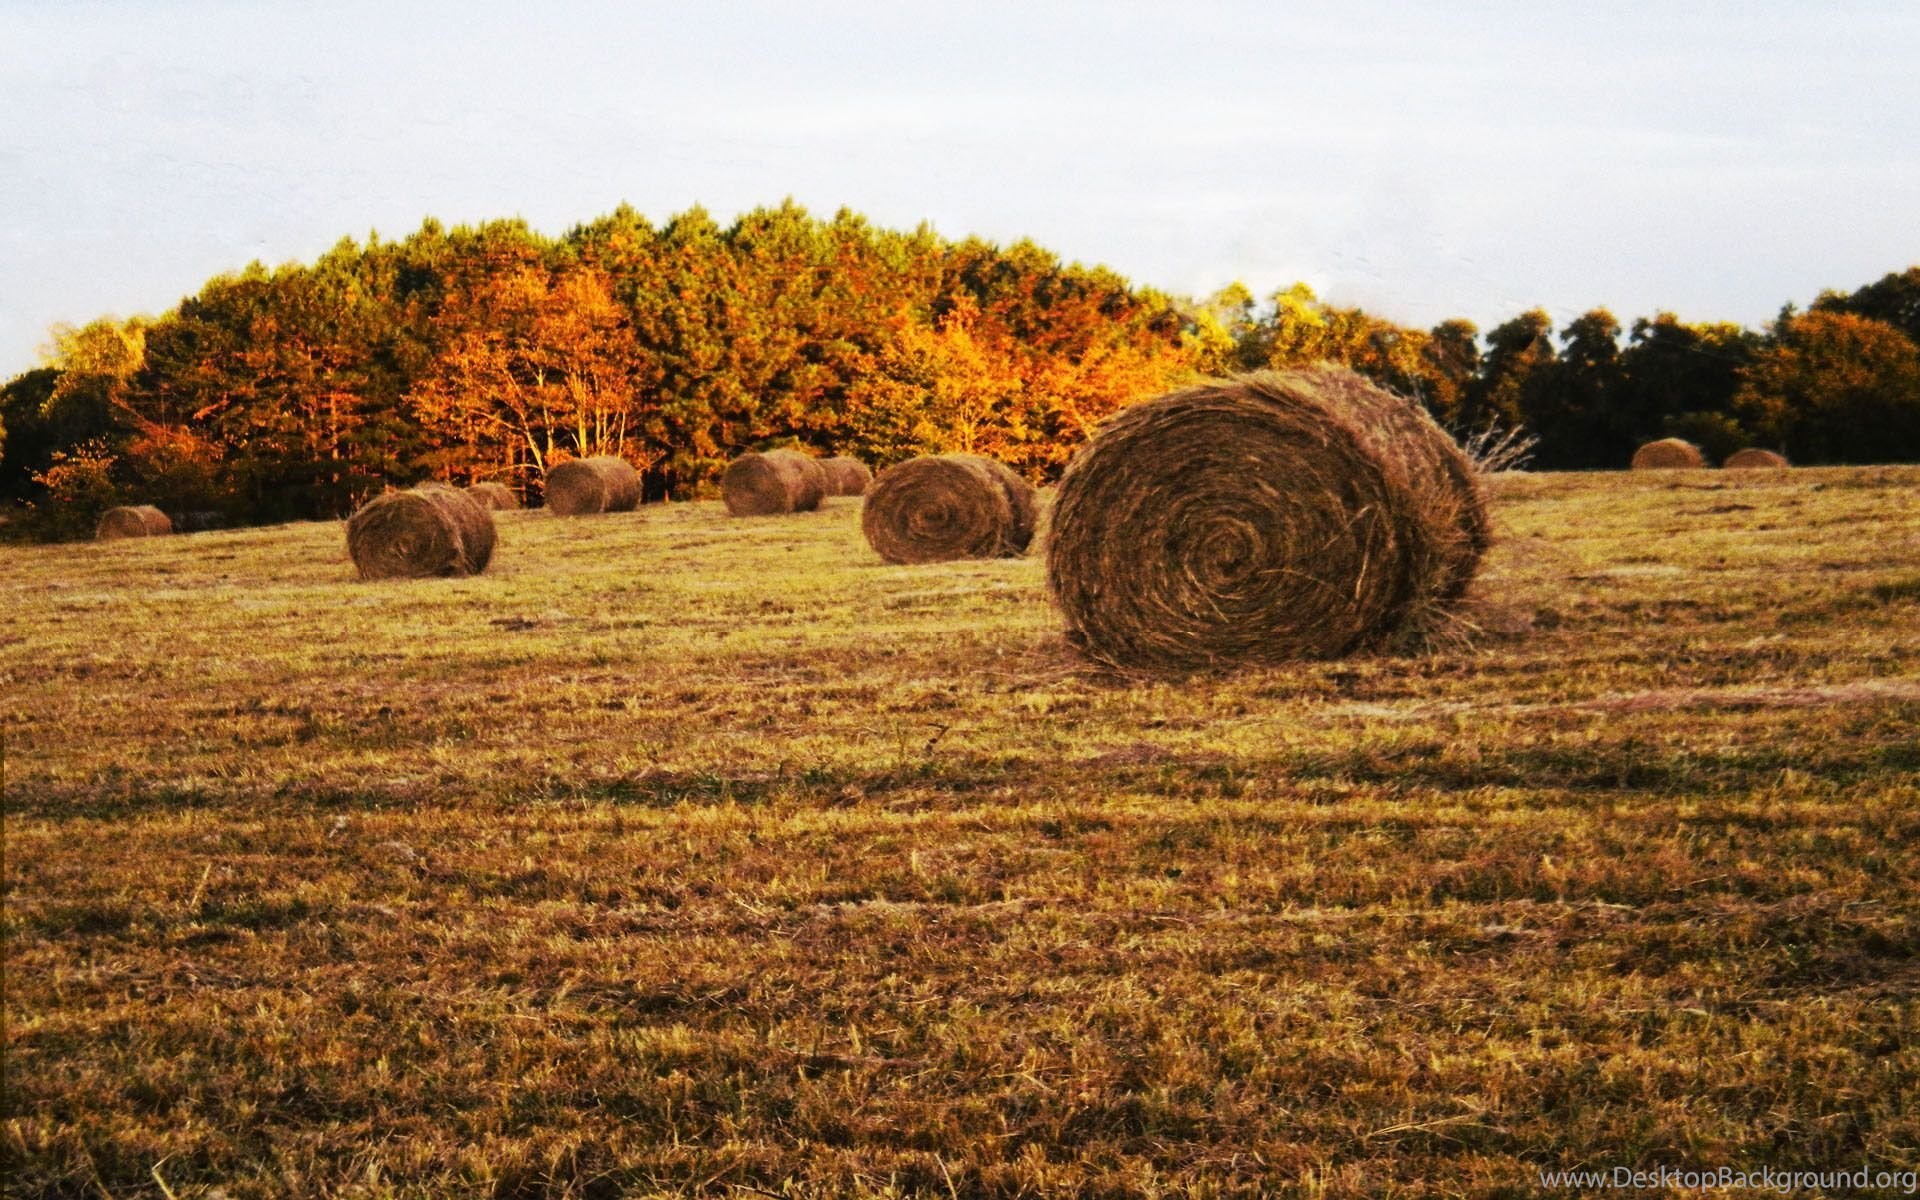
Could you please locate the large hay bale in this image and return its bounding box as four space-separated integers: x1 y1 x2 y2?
1045 367 1488 674
1305 366 1489 599
346 486 496 580
862 453 1035 563
722 449 829 516
822 455 874 497
1631 438 1706 469
465 481 521 510
1723 447 1789 469
544 456 641 515
95 505 172 540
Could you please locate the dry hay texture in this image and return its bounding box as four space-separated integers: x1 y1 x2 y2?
95 505 172 540
465 481 522 510
1046 367 1489 674
722 449 829 516
862 453 1039 564
543 456 642 516
1631 438 1707 469
346 485 497 581
1723 447 1790 469
822 455 874 497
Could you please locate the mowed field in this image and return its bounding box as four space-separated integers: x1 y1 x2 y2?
4 466 1919 1198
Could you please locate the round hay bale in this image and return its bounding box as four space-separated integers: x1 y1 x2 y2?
593 456 642 512
1723 447 1789 469
545 455 641 515
95 505 172 540
953 453 1039 554
1631 438 1706 469
465 481 521 510
1045 367 1488 674
722 449 829 516
862 453 1033 563
822 455 874 497
1303 366 1489 599
347 486 496 580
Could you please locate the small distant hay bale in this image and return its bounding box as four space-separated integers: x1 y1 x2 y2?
465 481 521 510
861 453 1037 564
722 449 829 516
1723 448 1789 469
95 505 172 540
346 486 496 580
544 456 642 515
822 455 874 497
1045 367 1488 674
1631 438 1706 469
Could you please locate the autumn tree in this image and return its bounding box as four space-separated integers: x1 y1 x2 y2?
0 368 62 502
1812 266 1920 345
132 256 399 521
1734 309 1920 462
1611 312 1758 460
1460 309 1555 433
14 201 1920 541
1521 309 1625 468
1181 283 1259 373
37 318 146 449
1415 319 1480 426
410 259 655 487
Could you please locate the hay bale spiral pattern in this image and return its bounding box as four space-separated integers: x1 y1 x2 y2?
723 450 829 516
862 453 1037 564
544 456 641 515
95 505 172 540
1045 367 1487 673
347 486 496 580
1631 438 1706 469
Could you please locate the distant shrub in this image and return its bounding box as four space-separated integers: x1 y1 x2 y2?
21 440 123 541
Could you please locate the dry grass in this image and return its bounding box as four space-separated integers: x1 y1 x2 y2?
3 466 1919 1197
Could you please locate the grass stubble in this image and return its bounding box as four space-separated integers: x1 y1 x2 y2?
2 468 1917 1197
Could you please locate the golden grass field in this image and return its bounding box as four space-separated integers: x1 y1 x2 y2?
3 466 1919 1198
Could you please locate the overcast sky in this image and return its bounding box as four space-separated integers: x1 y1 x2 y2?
3 0 1917 376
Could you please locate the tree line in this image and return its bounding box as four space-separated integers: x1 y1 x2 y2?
2 199 1915 540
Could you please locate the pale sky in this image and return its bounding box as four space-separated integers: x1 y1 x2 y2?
3 0 1917 377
